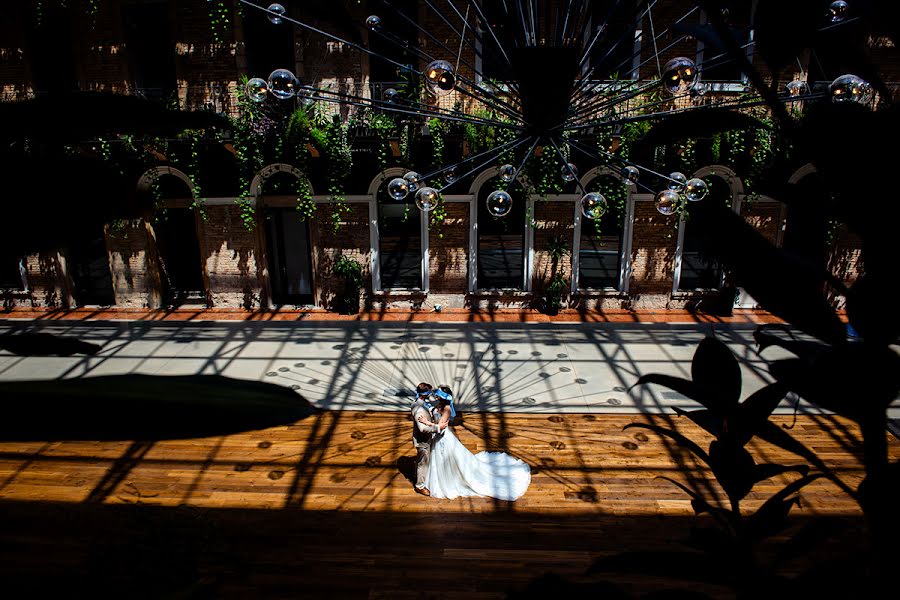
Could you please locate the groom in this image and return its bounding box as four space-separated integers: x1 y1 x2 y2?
411 382 446 497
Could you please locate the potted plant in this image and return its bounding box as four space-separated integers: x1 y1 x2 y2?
332 255 363 314
544 273 567 315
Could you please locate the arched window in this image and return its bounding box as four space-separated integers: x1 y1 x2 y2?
675 168 742 291
476 175 527 290
375 171 424 290
577 172 632 290
257 167 315 305
140 167 206 305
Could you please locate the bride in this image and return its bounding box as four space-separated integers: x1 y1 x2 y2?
425 385 531 500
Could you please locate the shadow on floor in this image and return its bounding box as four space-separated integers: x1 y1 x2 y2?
0 374 317 440
0 332 102 356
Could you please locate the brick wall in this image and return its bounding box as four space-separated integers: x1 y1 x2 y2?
200 204 262 308
428 202 469 294
105 219 162 308
740 200 782 245
532 201 575 294
0 3 32 100
21 252 68 308
311 202 371 308
629 200 677 297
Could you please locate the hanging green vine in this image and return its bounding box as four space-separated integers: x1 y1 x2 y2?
207 0 231 45
322 116 353 232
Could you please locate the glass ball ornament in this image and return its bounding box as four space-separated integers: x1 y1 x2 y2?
443 167 458 184
267 3 286 25
662 57 699 94
246 77 268 102
415 187 439 212
366 15 382 31
498 164 516 182
580 193 608 220
424 60 456 96
655 190 680 216
786 79 810 97
267 69 297 99
622 165 640 186
684 178 709 202
382 88 400 103
668 172 687 191
486 190 513 218
561 163 578 183
830 74 872 104
403 171 423 194
387 178 409 201
828 1 848 23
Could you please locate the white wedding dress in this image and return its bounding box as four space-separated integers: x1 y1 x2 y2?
425 425 531 500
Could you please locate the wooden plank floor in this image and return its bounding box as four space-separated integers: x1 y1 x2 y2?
0 412 895 598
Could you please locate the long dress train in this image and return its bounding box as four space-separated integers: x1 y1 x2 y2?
425 426 531 500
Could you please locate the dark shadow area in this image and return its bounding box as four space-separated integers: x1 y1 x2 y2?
0 332 101 356
0 374 317 441
0 500 868 599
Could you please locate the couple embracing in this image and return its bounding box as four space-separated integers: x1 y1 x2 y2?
411 382 531 500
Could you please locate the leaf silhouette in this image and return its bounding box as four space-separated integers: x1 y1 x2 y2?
687 201 846 345
709 441 757 502
691 337 742 414
755 420 857 499
733 383 790 446
673 407 722 438
624 423 711 465
743 474 823 544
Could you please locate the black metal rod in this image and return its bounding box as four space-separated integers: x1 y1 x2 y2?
562 94 781 132
548 137 587 195
436 135 534 193
503 136 540 192
420 134 527 181
299 85 524 130
378 0 523 113
566 136 673 192
238 0 422 78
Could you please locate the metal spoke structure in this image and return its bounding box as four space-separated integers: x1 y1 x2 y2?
238 0 871 220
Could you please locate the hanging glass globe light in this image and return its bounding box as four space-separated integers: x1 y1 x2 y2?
366 15 382 31
786 80 810 97
684 178 709 202
387 178 409 201
486 190 513 217
622 165 640 186
424 59 456 96
246 77 269 102
268 69 297 99
668 171 687 191
403 171 423 193
498 164 516 182
655 190 680 215
830 74 872 104
580 192 607 220
415 187 439 212
443 166 458 184
828 1 848 23
267 3 286 25
561 163 578 183
382 88 400 103
662 57 699 94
